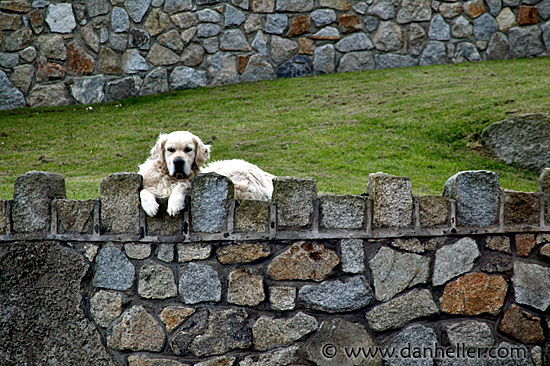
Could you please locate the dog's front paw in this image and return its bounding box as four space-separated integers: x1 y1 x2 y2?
140 189 159 217
167 194 185 216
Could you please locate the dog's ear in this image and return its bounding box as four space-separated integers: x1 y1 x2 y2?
193 136 211 167
151 133 168 164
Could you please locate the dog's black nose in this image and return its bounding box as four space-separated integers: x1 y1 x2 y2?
173 158 185 173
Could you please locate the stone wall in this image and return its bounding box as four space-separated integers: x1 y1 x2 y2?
1 169 550 365
1 0 550 110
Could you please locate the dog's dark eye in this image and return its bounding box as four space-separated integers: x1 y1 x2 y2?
184 147 193 153
167 147 176 153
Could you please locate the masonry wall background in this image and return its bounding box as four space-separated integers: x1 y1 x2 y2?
1 169 550 366
1 0 550 110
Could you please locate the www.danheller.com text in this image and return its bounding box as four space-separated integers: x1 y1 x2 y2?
319 342 529 361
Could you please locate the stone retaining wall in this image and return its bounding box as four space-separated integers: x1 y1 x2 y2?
1 169 550 365
1 0 550 110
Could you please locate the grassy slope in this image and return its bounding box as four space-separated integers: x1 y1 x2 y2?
1 57 548 200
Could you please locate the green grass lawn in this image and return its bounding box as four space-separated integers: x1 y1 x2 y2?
1 57 548 200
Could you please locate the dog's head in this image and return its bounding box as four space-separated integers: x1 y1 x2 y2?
151 131 211 179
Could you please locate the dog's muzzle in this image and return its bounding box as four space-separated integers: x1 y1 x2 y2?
173 158 186 178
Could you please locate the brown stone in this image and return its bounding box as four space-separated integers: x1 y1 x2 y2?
36 56 66 82
0 0 31 13
234 200 270 232
0 11 21 30
498 305 545 344
237 55 249 74
516 233 536 257
227 268 265 306
267 242 339 282
486 235 511 253
81 24 100 53
440 273 508 315
319 0 351 10
66 42 95 75
98 47 122 75
250 0 275 13
108 305 165 352
216 243 271 264
29 9 44 34
299 37 315 54
419 196 450 227
519 6 538 25
464 0 485 19
287 15 311 37
339 13 361 33
159 305 196 333
144 8 171 36
128 355 190 366
4 27 32 51
503 189 539 226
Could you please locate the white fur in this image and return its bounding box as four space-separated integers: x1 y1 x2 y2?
138 131 274 217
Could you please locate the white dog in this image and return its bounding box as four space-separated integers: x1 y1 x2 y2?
138 131 274 217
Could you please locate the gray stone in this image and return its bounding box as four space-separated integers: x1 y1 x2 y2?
108 305 165 351
126 0 151 22
312 26 341 40
370 247 431 301
169 309 209 355
220 29 251 51
433 237 480 286
128 356 192 366
108 33 128 52
207 52 240 85
138 262 177 299
203 37 219 54
445 320 494 348
129 29 151 50
408 23 428 56
373 21 404 52
181 43 205 66
365 289 439 331
319 194 366 229
276 55 312 78
158 29 184 51
387 325 437 366
311 9 337 26
177 243 211 262
367 172 413 229
240 345 300 366
106 77 137 102
539 0 550 19
56 199 95 234
171 66 208 90
396 0 432 23
252 31 268 55
0 53 19 68
225 4 246 26
140 67 169 96
94 245 135 290
81 25 100 52
164 0 192 12
190 173 233 232
227 268 265 306
90 290 123 328
269 286 296 311
513 260 550 311
37 35 67 60
368 0 396 20
20 46 37 63
429 14 450 40
340 239 365 274
338 51 375 72
12 171 66 233
304 319 382 366
190 309 252 357
454 42 481 62
71 75 106 105
100 28 109 43
122 49 149 73
298 276 374 312
198 23 221 37
0 242 116 366
276 0 314 11
252 312 318 351
273 177 317 229
486 31 508 60
509 26 544 59
335 32 374 52
86 0 109 17
0 70 25 111
27 83 71 108
265 13 288 34
100 173 142 234
313 44 335 75
178 262 221 304
420 40 447 65
125 243 151 259
46 3 76 33
241 54 276 82
112 7 129 32
543 21 550 50
487 0 502 16
157 244 174 262
443 170 499 227
3 28 33 52
198 8 220 22
375 53 418 69
474 14 498 41
354 2 368 14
